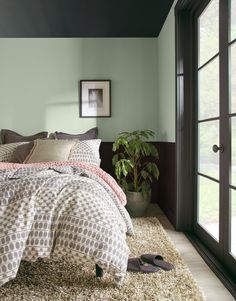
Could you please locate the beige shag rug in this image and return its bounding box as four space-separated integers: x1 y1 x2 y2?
0 218 205 301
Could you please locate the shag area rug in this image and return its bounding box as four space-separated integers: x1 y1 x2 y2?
0 217 205 301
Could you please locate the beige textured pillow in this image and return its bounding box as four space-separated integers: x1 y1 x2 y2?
24 139 77 163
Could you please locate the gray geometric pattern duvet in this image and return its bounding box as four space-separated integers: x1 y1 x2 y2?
0 164 133 287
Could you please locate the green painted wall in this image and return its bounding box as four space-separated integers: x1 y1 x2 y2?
0 38 158 142
156 2 176 142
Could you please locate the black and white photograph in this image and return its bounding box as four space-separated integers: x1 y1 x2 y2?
88 88 103 108
80 80 111 117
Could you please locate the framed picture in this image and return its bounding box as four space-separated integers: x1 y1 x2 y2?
79 80 111 117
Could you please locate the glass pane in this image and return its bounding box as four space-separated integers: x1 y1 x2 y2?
198 0 219 67
230 43 236 113
198 57 219 120
198 120 219 180
198 175 219 241
231 0 236 41
230 189 236 257
231 117 236 185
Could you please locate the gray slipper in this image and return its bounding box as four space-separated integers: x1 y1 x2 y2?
127 257 160 273
140 254 174 271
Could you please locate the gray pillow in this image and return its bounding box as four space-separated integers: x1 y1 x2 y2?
12 141 34 163
24 139 76 163
1 129 48 144
51 127 98 140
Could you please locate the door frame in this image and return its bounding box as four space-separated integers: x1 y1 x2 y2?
175 0 200 232
175 0 236 296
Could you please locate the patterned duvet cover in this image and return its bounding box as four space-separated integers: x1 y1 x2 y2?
0 162 133 287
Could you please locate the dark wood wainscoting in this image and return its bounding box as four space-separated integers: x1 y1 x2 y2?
100 141 176 227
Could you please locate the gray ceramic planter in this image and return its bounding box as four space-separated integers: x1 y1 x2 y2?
125 191 150 217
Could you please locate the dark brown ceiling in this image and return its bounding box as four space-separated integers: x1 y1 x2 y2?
0 0 174 37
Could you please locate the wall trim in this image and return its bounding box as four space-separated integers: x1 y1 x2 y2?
100 141 176 226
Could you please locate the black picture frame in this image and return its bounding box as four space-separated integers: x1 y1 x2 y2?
79 80 111 117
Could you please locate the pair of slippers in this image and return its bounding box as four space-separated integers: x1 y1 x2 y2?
127 254 174 273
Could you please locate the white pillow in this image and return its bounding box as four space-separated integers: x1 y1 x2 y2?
0 142 28 162
69 139 101 166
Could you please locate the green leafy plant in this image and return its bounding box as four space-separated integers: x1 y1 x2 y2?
112 130 159 199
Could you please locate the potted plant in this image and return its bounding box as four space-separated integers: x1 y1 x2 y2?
112 130 159 217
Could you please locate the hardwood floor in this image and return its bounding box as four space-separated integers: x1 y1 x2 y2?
145 204 235 301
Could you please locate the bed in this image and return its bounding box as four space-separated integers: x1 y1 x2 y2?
0 129 133 287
